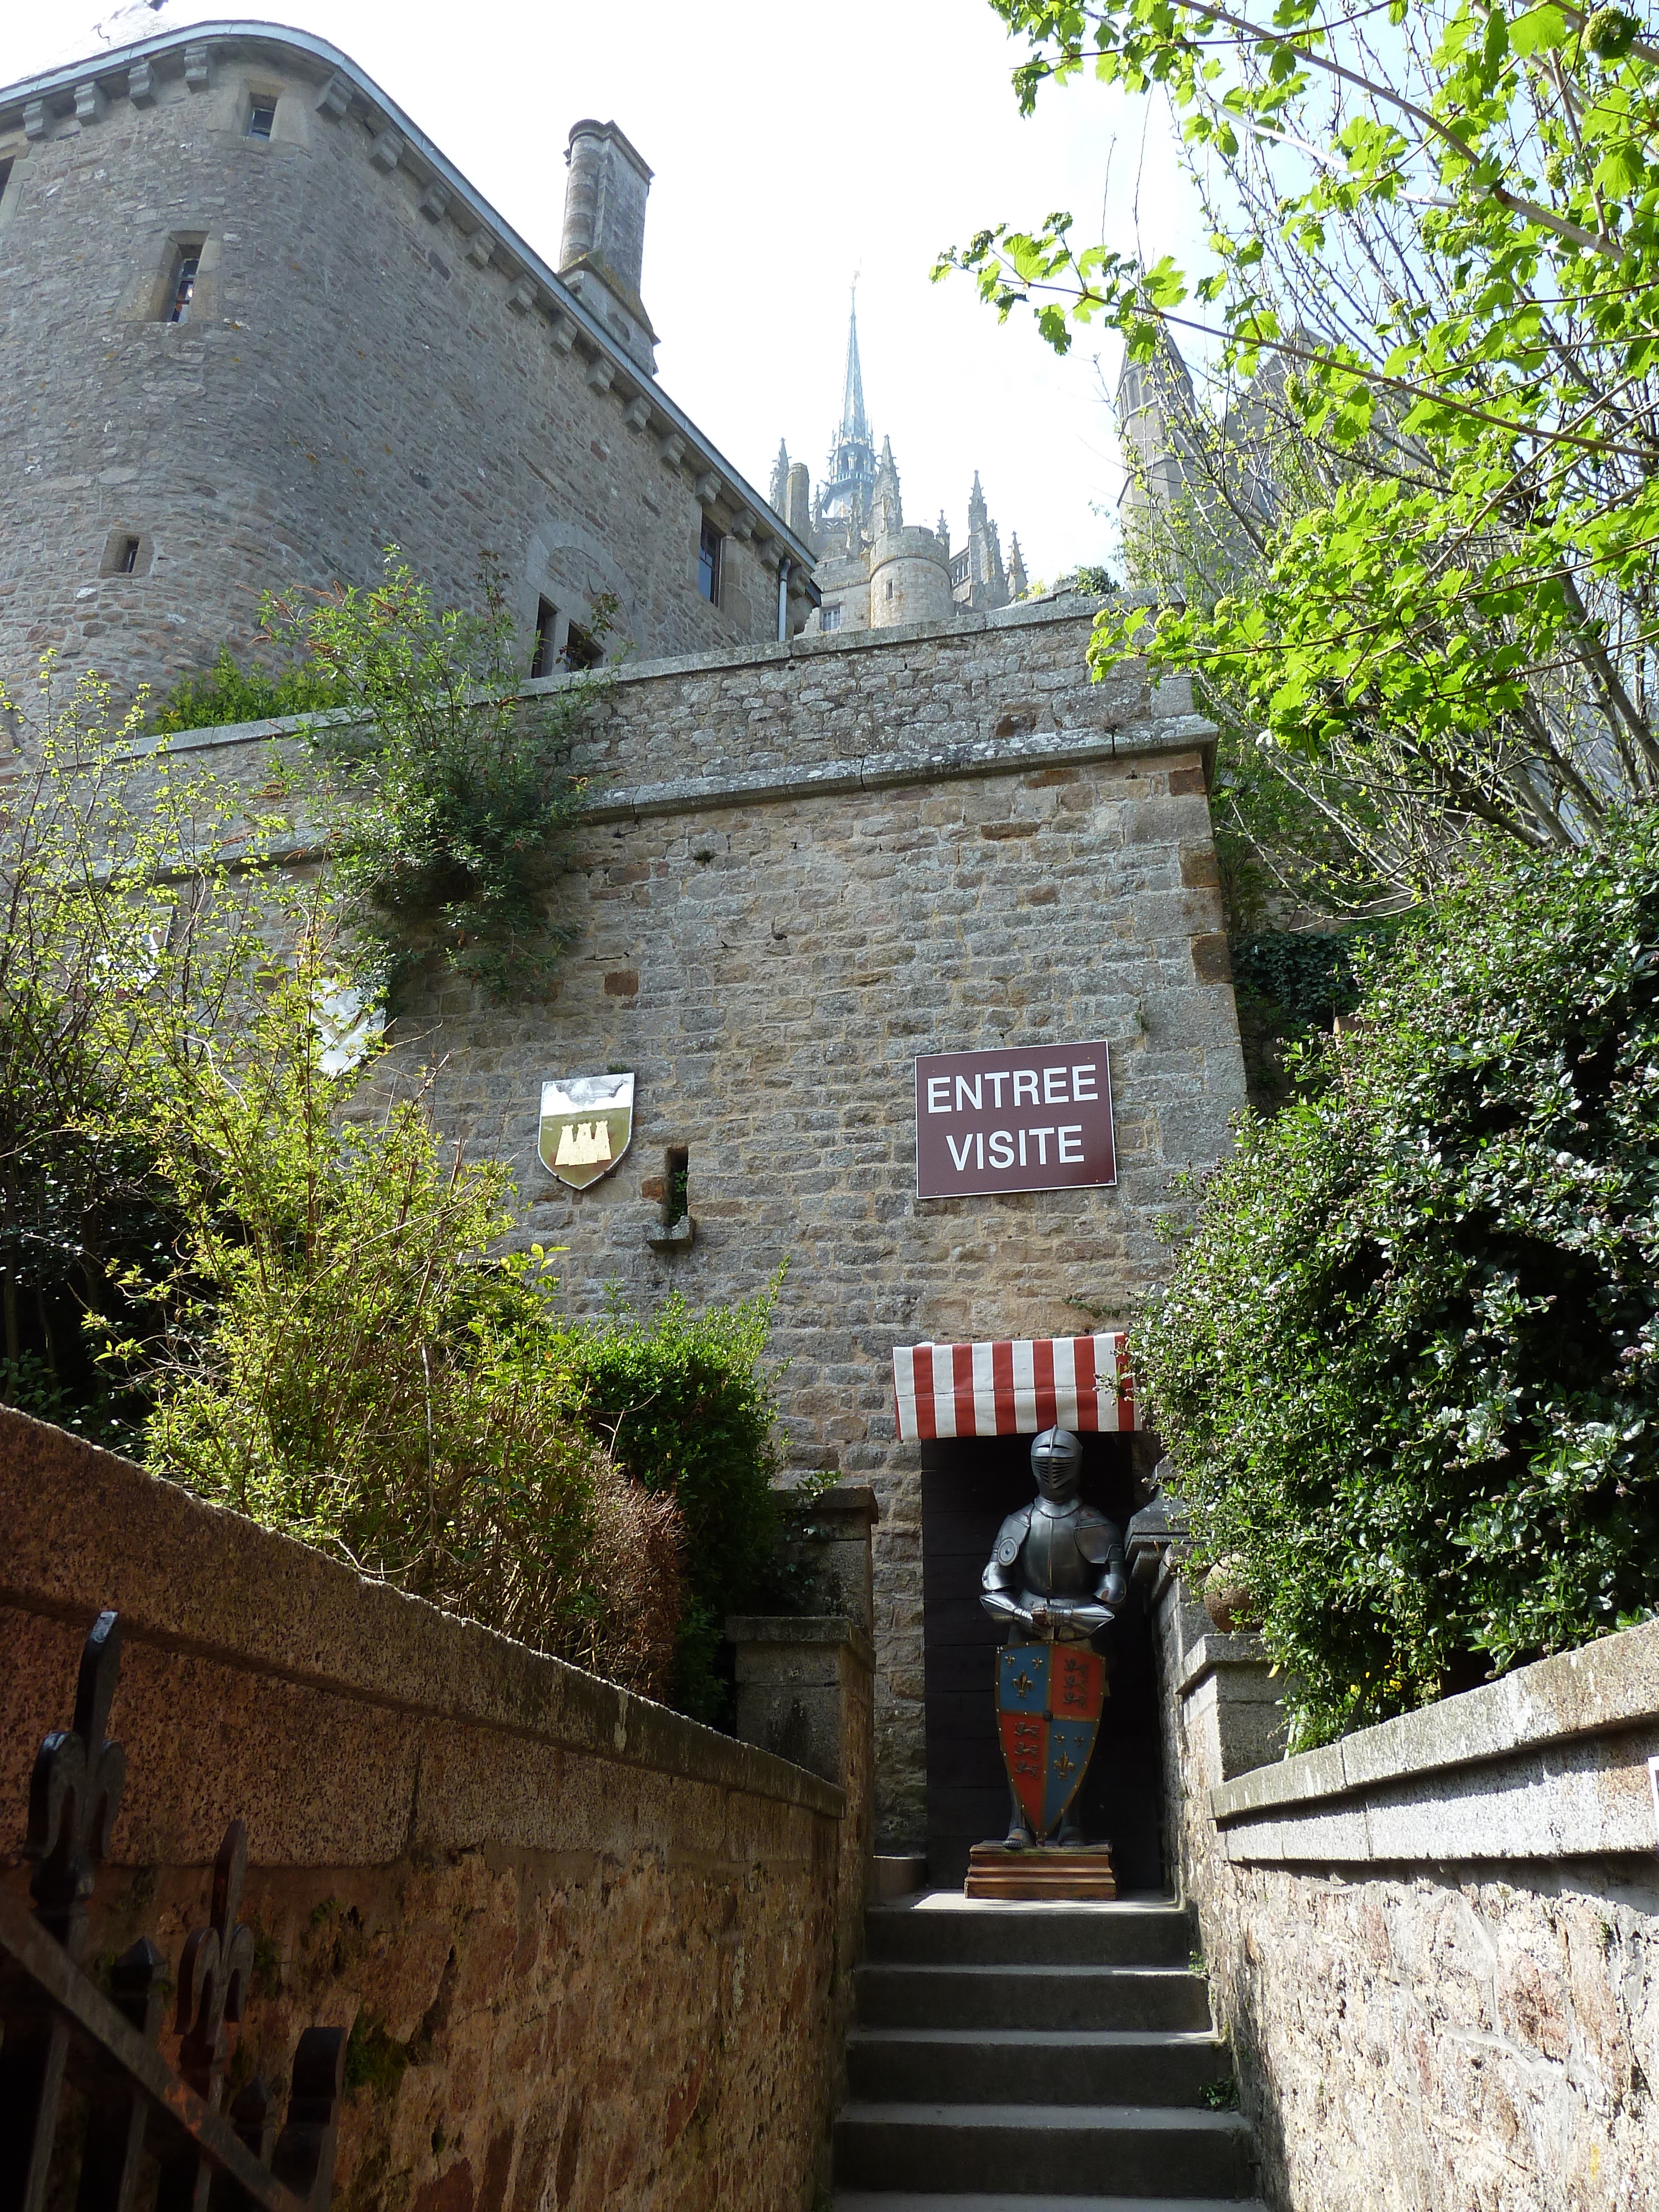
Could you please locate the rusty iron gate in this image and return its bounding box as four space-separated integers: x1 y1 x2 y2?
0 1610 346 2211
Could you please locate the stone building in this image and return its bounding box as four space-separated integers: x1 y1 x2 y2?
0 21 818 707
769 296 1027 637
2 22 1250 1871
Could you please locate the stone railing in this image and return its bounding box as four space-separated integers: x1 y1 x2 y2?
0 1408 870 2212
1134 1496 1659 2211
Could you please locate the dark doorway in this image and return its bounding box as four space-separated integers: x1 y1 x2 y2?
921 1433 1165 1892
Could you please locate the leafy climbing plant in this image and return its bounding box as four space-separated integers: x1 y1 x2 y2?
264 552 611 1003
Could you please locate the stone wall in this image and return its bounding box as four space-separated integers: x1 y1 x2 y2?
0 25 810 706
1146 1547 1659 2212
0 1408 868 2212
111 596 1248 1849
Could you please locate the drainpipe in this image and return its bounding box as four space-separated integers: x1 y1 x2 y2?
777 557 792 643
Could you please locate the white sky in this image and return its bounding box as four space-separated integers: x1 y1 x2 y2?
7 0 1204 586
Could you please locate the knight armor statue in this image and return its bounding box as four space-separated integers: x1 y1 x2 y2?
981 1426 1126 1845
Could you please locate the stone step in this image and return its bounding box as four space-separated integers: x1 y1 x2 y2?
833 2197 1268 2212
867 1897 1191 1969
833 2104 1255 2200
855 1964 1213 2034
846 2026 1232 2107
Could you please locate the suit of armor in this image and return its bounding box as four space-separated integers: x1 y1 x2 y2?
980 1426 1127 1845
981 1434 1127 1642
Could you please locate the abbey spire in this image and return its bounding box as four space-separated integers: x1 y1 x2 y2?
769 295 1021 630
820 285 878 523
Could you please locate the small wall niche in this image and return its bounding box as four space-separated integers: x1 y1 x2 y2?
648 1146 693 1253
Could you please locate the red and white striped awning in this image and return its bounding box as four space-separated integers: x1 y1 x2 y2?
893 1334 1135 1441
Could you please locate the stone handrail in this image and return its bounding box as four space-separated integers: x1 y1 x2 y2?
1209 1615 1659 1865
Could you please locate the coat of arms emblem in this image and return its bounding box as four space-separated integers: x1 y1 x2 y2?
539 1073 634 1190
995 1641 1107 1839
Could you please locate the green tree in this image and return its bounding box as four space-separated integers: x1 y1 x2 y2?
943 2 1659 901
0 658 302 1446
1135 820 1659 1744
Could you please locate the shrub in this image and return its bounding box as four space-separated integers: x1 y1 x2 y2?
148 647 345 735
138 961 685 1699
1135 825 1659 1745
567 1282 785 1721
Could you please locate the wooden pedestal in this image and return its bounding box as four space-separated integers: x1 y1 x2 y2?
963 1841 1118 1900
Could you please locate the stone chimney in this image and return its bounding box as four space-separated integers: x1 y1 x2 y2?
559 119 656 373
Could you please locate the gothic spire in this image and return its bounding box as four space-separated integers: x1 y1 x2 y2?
841 284 869 446
769 438 790 519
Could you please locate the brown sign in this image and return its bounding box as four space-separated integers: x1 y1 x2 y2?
915 1041 1116 1199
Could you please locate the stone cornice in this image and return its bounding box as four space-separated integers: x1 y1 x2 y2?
0 21 817 576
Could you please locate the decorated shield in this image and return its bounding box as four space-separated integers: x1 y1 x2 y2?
539 1073 634 1190
996 1641 1107 1839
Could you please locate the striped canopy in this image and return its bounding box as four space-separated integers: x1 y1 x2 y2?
893 1333 1135 1442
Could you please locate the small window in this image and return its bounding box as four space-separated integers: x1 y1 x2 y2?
247 98 276 140
697 517 722 606
166 249 200 325
531 596 559 678
0 159 14 210
563 621 602 672
101 529 148 577
820 604 842 633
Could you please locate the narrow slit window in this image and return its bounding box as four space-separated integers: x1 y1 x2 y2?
531 597 559 678
117 536 140 575
664 1147 688 1228
247 99 276 139
697 518 722 606
166 249 200 325
562 621 602 672
0 160 14 211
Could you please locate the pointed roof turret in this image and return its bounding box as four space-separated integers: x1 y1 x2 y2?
769 438 790 520
1008 533 1028 599
871 434 903 535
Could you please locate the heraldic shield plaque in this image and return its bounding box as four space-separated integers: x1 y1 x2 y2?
996 1641 1106 1839
539 1073 634 1190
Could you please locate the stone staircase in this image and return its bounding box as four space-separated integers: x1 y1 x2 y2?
832 1892 1263 2212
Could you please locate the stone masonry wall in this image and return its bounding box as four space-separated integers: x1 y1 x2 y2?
0 1407 867 2212
81 598 1248 1851
1151 1564 1659 2212
0 27 800 707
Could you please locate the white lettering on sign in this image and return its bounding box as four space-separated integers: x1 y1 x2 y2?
915 1042 1117 1198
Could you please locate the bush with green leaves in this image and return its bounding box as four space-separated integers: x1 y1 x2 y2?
1135 824 1659 1745
136 962 689 1701
148 647 345 735
567 1282 786 1721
